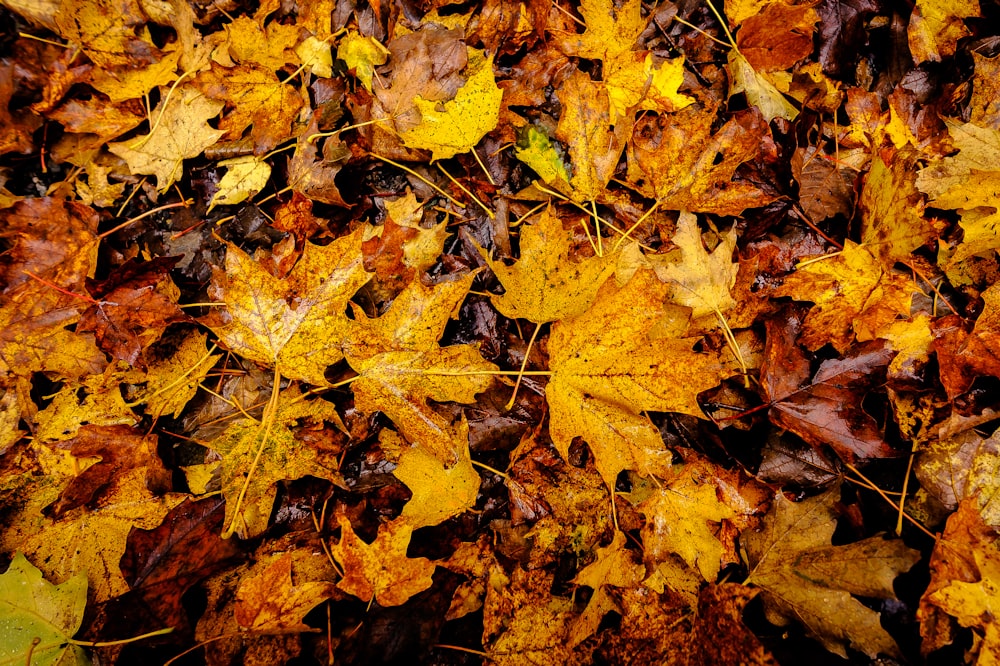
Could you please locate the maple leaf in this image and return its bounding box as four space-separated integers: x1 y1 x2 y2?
195 65 304 155
652 211 738 322
555 69 632 202
210 386 344 539
774 241 913 352
735 2 819 72
546 270 731 486
109 86 225 191
343 274 497 466
479 205 616 324
568 530 645 647
287 117 351 207
915 426 1000 527
207 228 369 386
124 332 219 419
53 0 159 69
331 515 435 607
627 107 778 215
743 488 920 658
223 16 301 70
928 546 1000 662
0 552 88 666
400 48 503 161
916 120 1000 265
556 0 645 63
727 51 799 123
860 149 937 266
234 553 336 633
0 465 184 604
382 425 480 529
482 567 587 665
792 145 856 223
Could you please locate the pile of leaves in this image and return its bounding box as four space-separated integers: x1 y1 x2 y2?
2 0 1000 662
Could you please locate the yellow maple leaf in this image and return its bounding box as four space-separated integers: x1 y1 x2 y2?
774 241 913 352
546 270 731 486
344 274 497 466
195 64 304 154
652 211 738 321
479 205 616 324
223 16 301 70
860 150 935 265
382 424 480 529
331 515 436 607
568 531 644 646
638 463 737 581
109 86 225 191
556 69 632 202
53 0 160 69
917 120 1000 264
557 0 645 63
211 385 344 539
400 48 502 161
207 228 370 386
605 53 694 122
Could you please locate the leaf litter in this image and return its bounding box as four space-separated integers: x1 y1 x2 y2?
1 0 1000 663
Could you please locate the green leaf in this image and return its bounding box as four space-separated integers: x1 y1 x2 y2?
0 553 89 666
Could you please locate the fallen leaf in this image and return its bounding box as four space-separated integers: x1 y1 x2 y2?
928 544 1000 663
331 515 436 607
343 274 497 466
338 31 389 92
860 149 936 266
774 241 912 352
234 552 336 632
207 228 369 386
109 86 225 191
743 488 920 658
209 156 272 211
480 205 616 324
908 0 979 63
568 530 644 646
547 270 730 486
400 48 503 161
0 552 88 666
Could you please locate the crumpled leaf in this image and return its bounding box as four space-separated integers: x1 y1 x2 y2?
479 205 616 324
331 516 435 607
0 553 88 666
727 51 799 123
627 107 777 215
109 86 224 191
343 274 497 466
207 228 369 386
546 270 731 486
234 553 337 633
774 241 912 352
337 30 389 92
743 488 920 658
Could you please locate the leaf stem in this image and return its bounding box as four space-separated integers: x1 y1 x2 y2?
70 627 174 647
505 323 542 410
370 153 466 209
98 200 193 239
437 163 494 219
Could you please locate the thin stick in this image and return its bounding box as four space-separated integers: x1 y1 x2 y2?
613 198 663 251
592 199 603 257
670 16 732 48
115 178 147 217
434 644 492 659
371 153 466 209
702 0 739 48
472 148 496 185
505 324 541 410
471 459 511 481
130 70 194 150
98 200 192 239
437 163 494 219
126 344 218 408
844 462 937 540
71 627 174 647
224 364 282 538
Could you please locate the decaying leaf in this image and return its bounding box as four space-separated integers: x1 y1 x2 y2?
743 489 920 658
